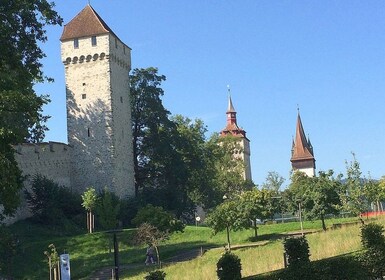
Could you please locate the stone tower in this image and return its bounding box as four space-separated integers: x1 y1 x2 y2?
220 94 252 181
290 111 316 177
60 5 134 198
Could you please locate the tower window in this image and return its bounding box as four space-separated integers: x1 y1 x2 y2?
91 36 97 46
120 96 123 103
82 94 87 99
74 38 79 49
87 128 91 137
123 46 126 54
115 38 118 48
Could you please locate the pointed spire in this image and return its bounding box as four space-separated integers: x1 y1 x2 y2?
227 85 236 113
220 87 247 139
290 111 316 176
291 112 314 160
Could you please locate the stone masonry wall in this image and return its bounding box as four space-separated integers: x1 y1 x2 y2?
61 33 134 198
4 142 71 224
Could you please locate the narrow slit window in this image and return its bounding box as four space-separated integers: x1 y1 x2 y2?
120 96 123 103
115 38 118 48
87 128 91 137
74 38 79 49
91 36 97 46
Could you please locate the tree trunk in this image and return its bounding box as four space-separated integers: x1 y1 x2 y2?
253 223 258 238
226 226 231 251
321 215 326 231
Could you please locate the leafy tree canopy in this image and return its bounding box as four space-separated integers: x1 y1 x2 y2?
0 0 62 219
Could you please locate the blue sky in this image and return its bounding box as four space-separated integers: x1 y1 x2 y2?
36 1 385 187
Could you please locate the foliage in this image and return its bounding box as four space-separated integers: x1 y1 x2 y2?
0 0 62 219
283 236 310 268
96 188 120 230
206 200 239 235
359 223 385 279
262 171 285 193
133 223 169 265
0 145 23 221
340 153 369 221
214 135 253 196
0 225 17 278
144 270 166 280
130 67 169 197
288 170 342 231
24 174 82 225
130 68 217 217
118 196 141 227
236 189 271 237
44 243 60 280
132 204 185 233
81 187 98 213
205 199 240 250
216 251 242 280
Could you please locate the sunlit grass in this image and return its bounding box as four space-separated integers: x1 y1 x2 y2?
10 215 385 279
122 217 385 280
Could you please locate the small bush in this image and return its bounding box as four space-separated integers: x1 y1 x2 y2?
359 223 385 279
144 270 166 280
283 236 310 268
216 251 242 280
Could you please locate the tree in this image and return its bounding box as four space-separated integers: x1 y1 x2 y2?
81 187 98 233
340 154 368 223
133 223 169 266
288 170 342 231
0 1 62 219
206 200 240 251
262 171 285 193
130 67 169 197
213 135 253 197
237 189 269 238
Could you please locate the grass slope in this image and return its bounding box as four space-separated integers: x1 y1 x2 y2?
6 216 381 279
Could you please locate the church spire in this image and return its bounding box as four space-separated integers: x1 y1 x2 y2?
226 87 237 127
290 111 316 176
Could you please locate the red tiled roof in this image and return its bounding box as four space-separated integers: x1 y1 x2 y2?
60 5 116 41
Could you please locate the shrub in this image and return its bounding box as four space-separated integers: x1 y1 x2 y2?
283 236 310 268
359 223 385 279
216 251 242 280
96 188 120 230
144 270 166 280
24 174 82 225
132 204 185 233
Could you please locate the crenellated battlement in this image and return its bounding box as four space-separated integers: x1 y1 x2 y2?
13 142 72 189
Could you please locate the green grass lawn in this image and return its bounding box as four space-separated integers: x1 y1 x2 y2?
6 215 382 279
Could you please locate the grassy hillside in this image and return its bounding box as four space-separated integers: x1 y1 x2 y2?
6 216 381 279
